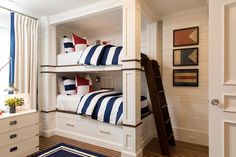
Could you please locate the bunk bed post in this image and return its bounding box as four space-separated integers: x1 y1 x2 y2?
40 16 57 137
122 0 142 157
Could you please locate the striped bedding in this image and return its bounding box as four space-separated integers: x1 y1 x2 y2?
77 45 123 66
76 90 150 125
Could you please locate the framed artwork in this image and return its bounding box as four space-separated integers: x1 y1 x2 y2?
173 48 198 66
173 69 198 87
173 27 199 47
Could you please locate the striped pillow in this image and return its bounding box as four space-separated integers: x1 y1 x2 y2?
63 36 74 53
141 96 150 117
62 77 76 95
79 45 111 66
100 46 123 65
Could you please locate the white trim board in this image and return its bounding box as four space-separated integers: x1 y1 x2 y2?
173 127 208 146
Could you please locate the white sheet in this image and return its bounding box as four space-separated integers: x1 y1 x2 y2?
57 94 83 112
57 51 83 65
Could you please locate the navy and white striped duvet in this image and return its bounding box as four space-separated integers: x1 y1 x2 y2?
77 90 122 116
76 90 150 125
100 46 123 65
77 45 123 66
78 45 111 66
92 95 123 125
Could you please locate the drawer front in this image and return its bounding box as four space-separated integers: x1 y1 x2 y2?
57 117 77 132
0 124 39 147
0 112 39 134
84 122 123 144
0 136 39 157
57 114 123 144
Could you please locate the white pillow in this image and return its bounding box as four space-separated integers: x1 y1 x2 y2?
57 77 66 95
62 77 77 95
63 36 74 53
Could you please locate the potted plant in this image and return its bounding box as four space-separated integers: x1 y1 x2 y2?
5 97 24 113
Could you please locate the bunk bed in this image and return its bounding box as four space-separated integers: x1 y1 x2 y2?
40 0 174 157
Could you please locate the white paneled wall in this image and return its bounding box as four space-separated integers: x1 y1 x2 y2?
162 7 208 146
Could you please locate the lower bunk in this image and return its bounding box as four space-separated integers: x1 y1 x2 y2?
55 111 156 152
41 89 156 152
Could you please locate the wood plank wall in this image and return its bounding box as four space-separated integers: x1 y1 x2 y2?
161 7 209 146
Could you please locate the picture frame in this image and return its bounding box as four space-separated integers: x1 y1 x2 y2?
173 27 199 47
173 47 198 66
173 69 199 87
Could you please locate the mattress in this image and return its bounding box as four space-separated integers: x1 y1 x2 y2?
57 94 83 112
56 91 150 125
57 51 83 65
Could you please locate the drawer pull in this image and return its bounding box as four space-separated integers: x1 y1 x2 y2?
10 147 18 152
10 134 17 139
100 130 111 135
66 123 74 127
10 120 17 126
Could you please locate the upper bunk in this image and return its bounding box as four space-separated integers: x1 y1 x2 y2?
40 0 159 73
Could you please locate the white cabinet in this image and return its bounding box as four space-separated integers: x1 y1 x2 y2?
0 110 39 157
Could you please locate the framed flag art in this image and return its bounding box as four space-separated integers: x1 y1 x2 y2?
173 69 198 87
173 48 198 66
173 27 199 47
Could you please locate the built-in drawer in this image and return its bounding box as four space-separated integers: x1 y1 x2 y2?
79 120 123 144
0 112 38 134
0 124 39 147
0 136 39 157
57 113 123 144
57 117 77 132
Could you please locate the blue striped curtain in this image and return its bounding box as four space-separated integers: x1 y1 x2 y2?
9 12 15 86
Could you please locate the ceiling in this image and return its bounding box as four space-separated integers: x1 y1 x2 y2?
0 0 102 17
146 0 207 16
59 8 123 33
0 0 207 18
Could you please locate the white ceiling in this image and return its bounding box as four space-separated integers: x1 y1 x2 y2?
0 0 102 17
59 8 123 33
146 0 207 16
0 0 207 18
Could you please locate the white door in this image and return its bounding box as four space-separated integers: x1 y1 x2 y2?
209 0 236 157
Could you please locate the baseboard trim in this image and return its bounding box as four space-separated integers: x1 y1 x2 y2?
141 129 154 148
40 129 56 137
121 148 143 157
173 127 208 146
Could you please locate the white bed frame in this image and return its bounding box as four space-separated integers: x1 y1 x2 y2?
39 0 160 156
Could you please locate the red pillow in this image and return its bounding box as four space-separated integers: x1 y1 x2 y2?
72 34 88 51
75 75 93 95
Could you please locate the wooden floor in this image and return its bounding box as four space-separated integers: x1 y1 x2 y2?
39 135 208 157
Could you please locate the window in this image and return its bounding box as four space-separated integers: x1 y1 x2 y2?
0 11 10 110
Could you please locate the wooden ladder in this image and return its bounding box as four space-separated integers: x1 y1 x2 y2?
141 53 175 156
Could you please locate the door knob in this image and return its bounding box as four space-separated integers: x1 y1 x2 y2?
211 99 220 106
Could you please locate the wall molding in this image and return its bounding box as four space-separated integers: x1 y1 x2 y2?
173 127 208 146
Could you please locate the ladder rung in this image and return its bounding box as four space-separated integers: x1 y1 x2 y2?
168 133 174 141
165 118 171 125
158 90 164 94
161 104 168 109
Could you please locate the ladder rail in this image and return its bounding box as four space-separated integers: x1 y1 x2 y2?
141 53 175 156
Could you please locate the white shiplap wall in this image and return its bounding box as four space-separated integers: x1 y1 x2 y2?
162 7 208 146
